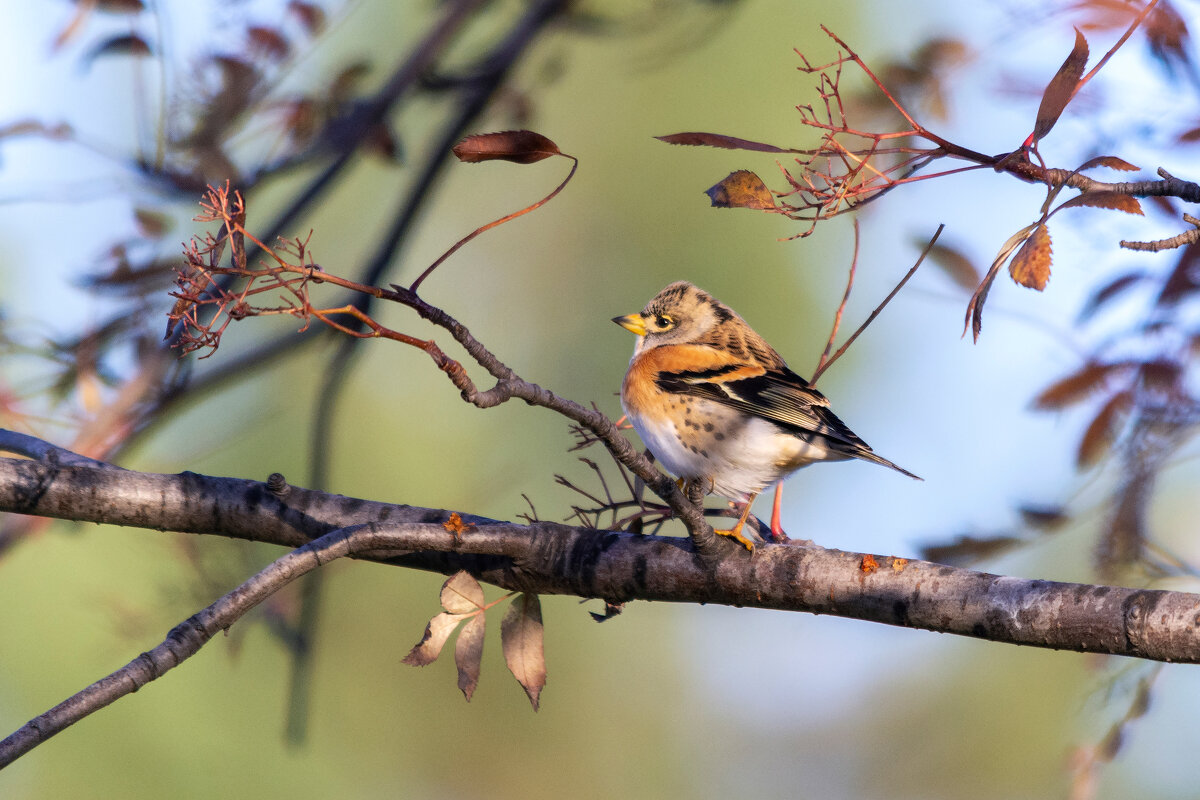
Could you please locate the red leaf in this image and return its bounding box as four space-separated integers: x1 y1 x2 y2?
1057 191 1143 215
655 132 792 153
705 170 777 210
452 130 561 164
501 593 546 711
454 614 486 701
1008 224 1053 290
1076 155 1139 172
1033 28 1089 142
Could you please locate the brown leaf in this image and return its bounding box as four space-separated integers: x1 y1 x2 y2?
134 208 172 238
1076 155 1139 172
454 614 486 701
440 571 485 614
247 26 289 61
1178 126 1200 144
401 612 467 667
1018 505 1070 531
922 239 980 292
921 534 1024 566
1077 391 1133 469
85 34 153 66
655 132 791 152
1032 361 1133 410
1033 28 1089 142
452 130 561 164
1140 359 1182 393
964 258 1004 341
1077 271 1147 322
1156 239 1200 305
1009 224 1052 290
288 1 326 35
501 593 546 711
1057 191 1144 215
705 170 776 210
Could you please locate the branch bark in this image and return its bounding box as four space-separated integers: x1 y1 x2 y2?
1 447 1197 661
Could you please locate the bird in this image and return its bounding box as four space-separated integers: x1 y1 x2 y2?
613 280 919 550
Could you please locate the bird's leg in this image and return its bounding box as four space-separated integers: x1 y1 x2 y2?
714 493 758 551
769 485 789 542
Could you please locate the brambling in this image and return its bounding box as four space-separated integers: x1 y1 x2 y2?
614 281 919 550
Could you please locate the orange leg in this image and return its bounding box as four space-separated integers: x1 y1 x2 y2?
714 492 758 551
770 484 786 541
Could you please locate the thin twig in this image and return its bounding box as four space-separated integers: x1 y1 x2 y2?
811 218 859 384
811 224 943 384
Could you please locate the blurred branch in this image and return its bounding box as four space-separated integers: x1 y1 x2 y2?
1 438 1199 769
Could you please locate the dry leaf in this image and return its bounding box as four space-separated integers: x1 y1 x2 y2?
1033 28 1088 142
1140 359 1181 393
452 130 561 164
440 571 485 614
705 170 776 210
1057 191 1143 215
1009 224 1052 290
501 593 546 711
655 132 791 152
1077 391 1133 468
455 614 486 701
402 612 467 666
134 208 172 238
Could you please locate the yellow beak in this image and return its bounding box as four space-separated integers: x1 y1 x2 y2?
612 313 647 336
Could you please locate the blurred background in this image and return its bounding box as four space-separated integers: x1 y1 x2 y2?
2 1 1200 798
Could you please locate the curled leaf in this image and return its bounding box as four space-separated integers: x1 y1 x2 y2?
655 132 792 152
452 130 561 164
705 170 776 210
1033 28 1088 142
402 612 467 666
501 593 546 711
440 570 485 614
1009 224 1052 291
455 614 486 701
1057 191 1144 216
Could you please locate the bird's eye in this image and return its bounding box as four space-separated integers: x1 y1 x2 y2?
654 314 674 330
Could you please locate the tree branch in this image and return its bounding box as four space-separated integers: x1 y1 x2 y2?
0 445 1196 665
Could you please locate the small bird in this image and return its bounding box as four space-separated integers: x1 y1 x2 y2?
614 281 919 550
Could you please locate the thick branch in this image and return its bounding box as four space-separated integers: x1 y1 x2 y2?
1 452 1197 664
